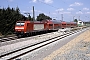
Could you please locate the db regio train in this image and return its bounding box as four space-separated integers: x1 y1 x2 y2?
15 20 77 37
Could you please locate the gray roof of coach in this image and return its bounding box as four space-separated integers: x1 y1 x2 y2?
51 20 62 24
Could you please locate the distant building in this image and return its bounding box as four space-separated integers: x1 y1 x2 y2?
77 20 84 26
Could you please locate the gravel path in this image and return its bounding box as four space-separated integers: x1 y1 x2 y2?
43 28 90 60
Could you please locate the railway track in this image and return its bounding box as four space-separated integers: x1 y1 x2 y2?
0 36 19 47
0 31 56 43
0 36 18 42
0 30 57 47
0 28 85 60
0 27 84 44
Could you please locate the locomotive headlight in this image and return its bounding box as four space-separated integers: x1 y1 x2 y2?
15 27 24 29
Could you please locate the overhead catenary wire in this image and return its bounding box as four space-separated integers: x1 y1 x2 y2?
30 0 79 21
34 0 59 9
37 0 70 9
36 0 64 20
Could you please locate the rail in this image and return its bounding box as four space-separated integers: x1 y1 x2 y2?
0 28 85 60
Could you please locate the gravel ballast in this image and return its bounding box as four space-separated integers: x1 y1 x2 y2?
43 28 90 60
0 28 88 60
14 28 88 60
0 30 65 56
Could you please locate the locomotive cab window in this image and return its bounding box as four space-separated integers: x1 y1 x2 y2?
16 22 25 26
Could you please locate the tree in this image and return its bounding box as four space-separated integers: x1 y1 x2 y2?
28 14 31 20
53 19 56 20
0 7 26 35
74 19 78 22
36 13 52 21
31 18 34 21
24 13 32 20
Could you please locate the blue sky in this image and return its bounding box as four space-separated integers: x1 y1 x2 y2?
0 0 90 22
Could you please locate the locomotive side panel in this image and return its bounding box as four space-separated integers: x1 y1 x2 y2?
26 23 33 32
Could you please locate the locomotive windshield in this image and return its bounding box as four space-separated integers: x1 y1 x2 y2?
16 21 25 26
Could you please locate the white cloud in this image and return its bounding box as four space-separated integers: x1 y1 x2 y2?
44 0 53 4
22 9 46 15
52 13 57 15
21 10 38 14
57 11 71 14
70 2 83 7
37 11 43 13
31 0 53 4
44 12 49 16
21 10 48 17
22 11 27 13
63 12 71 14
86 12 90 14
76 11 83 14
30 9 39 13
83 8 89 11
30 10 33 13
67 8 74 11
56 8 64 11
32 0 37 3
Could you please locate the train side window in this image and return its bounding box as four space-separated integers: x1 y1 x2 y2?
49 24 53 26
67 24 69 25
62 24 66 25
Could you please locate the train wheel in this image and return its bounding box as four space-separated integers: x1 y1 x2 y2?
17 35 22 38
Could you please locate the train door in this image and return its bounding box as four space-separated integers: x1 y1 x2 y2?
49 24 54 29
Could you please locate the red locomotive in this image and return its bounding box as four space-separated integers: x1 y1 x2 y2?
15 20 77 37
